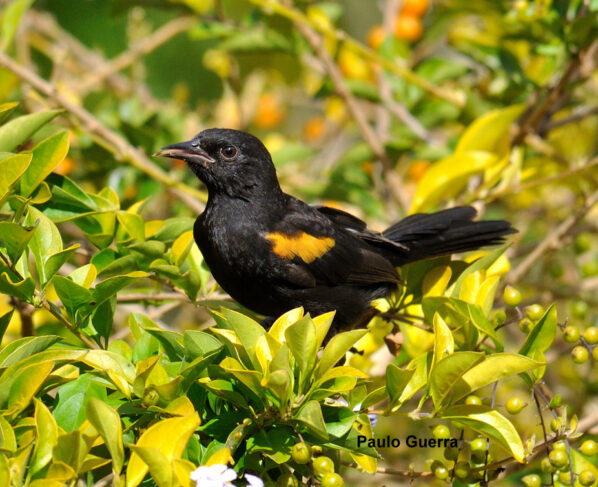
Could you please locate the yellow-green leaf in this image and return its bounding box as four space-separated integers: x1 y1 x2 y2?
0 109 62 152
128 446 172 487
20 131 69 197
86 397 124 474
433 312 454 366
30 398 58 474
423 265 452 297
0 153 32 201
7 360 53 417
125 414 200 487
268 307 304 343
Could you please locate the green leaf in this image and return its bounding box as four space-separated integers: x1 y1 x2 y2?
440 405 525 462
30 398 59 474
451 354 544 402
116 212 145 242
449 247 507 297
151 217 194 243
0 109 63 152
221 308 265 371
25 206 63 285
183 330 223 360
20 131 69 197
131 312 184 361
0 415 16 452
0 270 35 301
1 0 34 50
0 309 14 344
285 316 317 389
127 446 172 487
519 305 557 380
92 271 148 308
0 221 37 263
0 153 32 201
385 363 415 406
45 245 79 284
429 352 484 409
53 275 93 322
295 400 328 440
53 373 108 432
86 397 124 474
7 360 54 417
316 329 367 379
0 335 60 367
0 102 18 125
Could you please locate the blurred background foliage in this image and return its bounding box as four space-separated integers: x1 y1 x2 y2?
1 0 598 486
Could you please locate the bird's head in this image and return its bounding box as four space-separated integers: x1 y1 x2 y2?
155 128 280 199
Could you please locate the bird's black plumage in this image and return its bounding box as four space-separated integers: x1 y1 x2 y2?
157 128 516 332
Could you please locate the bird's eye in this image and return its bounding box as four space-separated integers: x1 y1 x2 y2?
220 146 238 160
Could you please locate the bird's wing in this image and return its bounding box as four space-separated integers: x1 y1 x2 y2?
265 200 400 288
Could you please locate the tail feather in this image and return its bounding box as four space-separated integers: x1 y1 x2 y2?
382 206 516 265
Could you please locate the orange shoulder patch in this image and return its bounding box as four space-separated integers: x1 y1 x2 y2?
266 231 335 263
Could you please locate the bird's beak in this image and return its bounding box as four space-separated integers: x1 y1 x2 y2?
154 140 216 165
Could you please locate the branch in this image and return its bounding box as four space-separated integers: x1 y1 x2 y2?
74 17 195 92
248 0 464 106
0 50 206 213
543 105 598 132
508 188 598 283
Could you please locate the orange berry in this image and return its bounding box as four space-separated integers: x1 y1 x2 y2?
394 14 423 42
54 157 76 176
401 0 430 17
367 25 386 49
253 93 285 128
302 116 327 142
406 160 430 182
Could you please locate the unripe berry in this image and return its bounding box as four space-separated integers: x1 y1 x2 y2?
579 469 597 486
584 327 598 345
503 286 522 307
505 396 526 414
433 424 451 439
519 318 533 333
277 473 298 487
434 465 449 480
453 462 471 480
444 446 459 461
574 233 593 254
572 300 589 318
563 326 581 343
572 346 590 364
593 347 598 361
465 395 482 406
548 449 568 469
580 439 598 456
558 471 572 484
313 456 335 477
522 473 542 487
321 473 345 487
526 304 545 321
470 438 487 463
291 442 311 464
540 457 555 473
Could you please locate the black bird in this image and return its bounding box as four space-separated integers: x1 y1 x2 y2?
156 128 515 333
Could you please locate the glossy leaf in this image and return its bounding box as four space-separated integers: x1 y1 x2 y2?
0 221 36 263
316 329 367 379
30 398 59 474
7 360 54 416
429 352 484 409
86 397 124 474
20 131 69 197
0 109 62 152
295 400 328 440
386 363 415 406
0 153 32 201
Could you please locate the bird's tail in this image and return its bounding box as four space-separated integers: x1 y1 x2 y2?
382 206 516 265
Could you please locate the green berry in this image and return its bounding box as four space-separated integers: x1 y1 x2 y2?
465 395 482 406
434 465 449 480
553 440 567 451
321 473 345 487
548 449 568 469
593 347 598 361
558 471 572 484
540 457 555 473
581 439 598 456
503 285 522 307
433 424 451 439
313 456 335 477
453 462 471 480
581 261 598 277
505 396 526 414
575 232 593 254
492 309 507 325
526 304 545 320
584 327 598 345
522 473 542 487
291 442 311 464
572 345 590 364
276 473 298 487
563 326 581 343
444 446 459 461
573 300 589 318
470 438 487 463
579 469 597 486
519 318 533 333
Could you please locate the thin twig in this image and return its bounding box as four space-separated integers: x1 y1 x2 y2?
543 105 598 131
508 188 598 283
74 17 194 92
0 50 206 212
116 292 192 303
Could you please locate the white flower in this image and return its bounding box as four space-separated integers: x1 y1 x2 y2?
245 473 264 487
190 464 238 487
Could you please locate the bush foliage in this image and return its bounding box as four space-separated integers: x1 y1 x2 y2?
0 1 598 486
